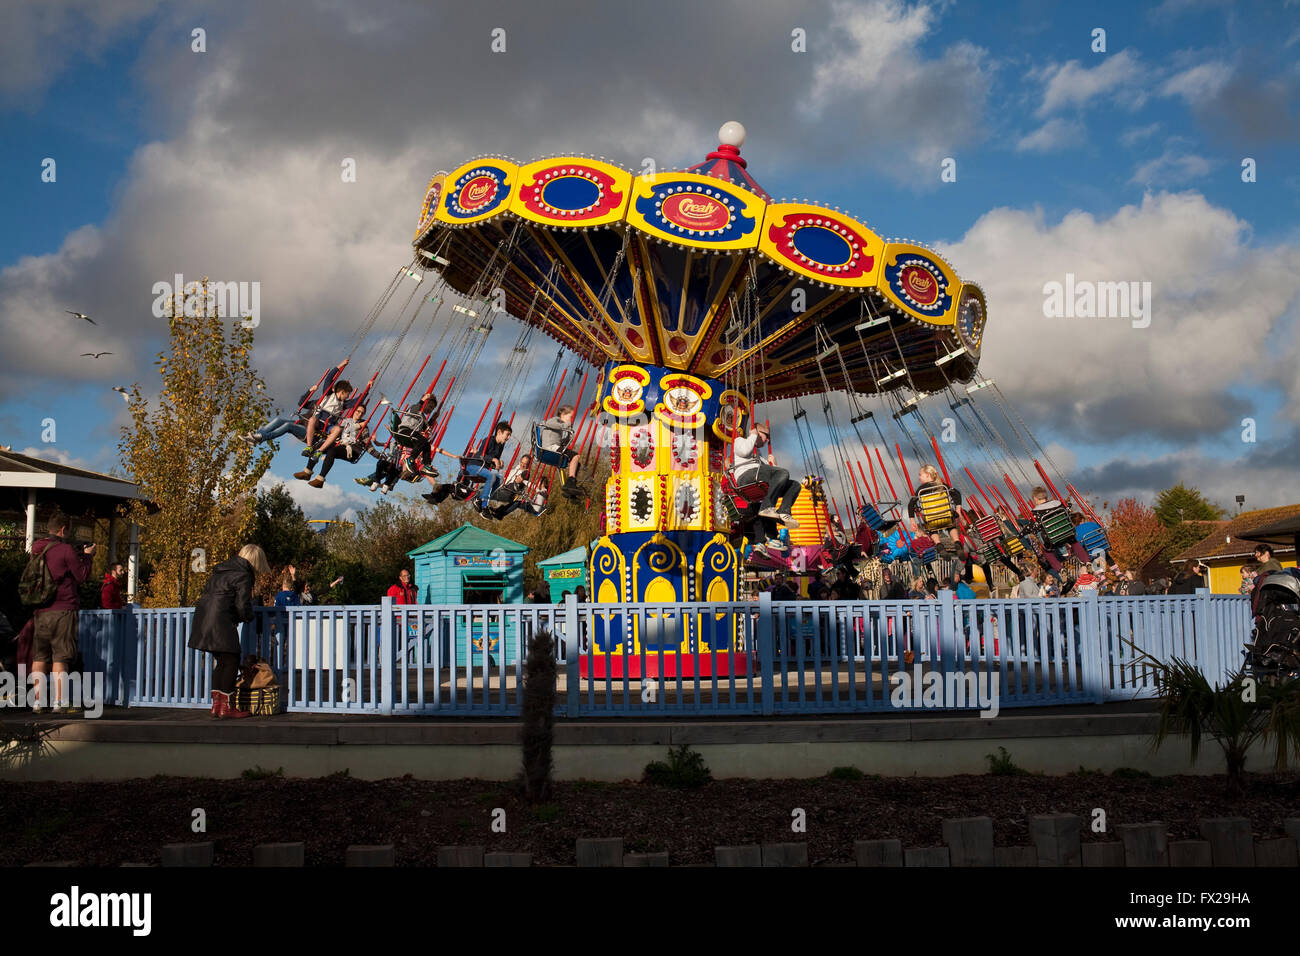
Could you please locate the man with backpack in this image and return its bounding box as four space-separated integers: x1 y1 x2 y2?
20 512 93 713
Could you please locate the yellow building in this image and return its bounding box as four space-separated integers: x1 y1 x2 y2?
1172 505 1299 593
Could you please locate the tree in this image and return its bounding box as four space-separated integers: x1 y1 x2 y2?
1104 498 1166 570
251 484 323 572
118 279 273 605
1154 483 1224 527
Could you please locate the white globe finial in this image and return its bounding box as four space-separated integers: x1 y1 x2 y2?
718 121 746 148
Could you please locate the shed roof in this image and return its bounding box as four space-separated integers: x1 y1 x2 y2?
537 545 588 568
408 523 529 557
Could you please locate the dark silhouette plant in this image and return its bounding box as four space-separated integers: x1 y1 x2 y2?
520 629 557 802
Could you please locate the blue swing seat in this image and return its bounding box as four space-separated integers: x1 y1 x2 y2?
532 423 573 469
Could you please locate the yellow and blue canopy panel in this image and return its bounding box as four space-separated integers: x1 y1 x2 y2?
415 151 985 401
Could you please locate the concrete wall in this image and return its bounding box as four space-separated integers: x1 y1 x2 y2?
2 711 1271 782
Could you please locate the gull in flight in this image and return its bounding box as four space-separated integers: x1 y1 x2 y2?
66 310 97 325
111 386 130 402
81 351 113 358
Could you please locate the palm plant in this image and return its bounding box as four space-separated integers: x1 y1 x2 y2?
1128 642 1300 797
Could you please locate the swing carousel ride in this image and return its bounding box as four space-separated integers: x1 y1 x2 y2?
291 122 1109 676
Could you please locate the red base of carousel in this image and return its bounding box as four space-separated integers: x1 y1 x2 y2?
579 650 750 679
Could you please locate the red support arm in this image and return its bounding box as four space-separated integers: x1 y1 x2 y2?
897 444 915 495
1034 460 1063 502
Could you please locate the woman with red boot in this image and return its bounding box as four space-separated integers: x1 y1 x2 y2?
188 544 271 718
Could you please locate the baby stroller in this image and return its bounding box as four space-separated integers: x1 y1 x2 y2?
1246 570 1300 681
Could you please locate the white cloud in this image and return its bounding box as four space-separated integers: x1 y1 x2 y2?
1130 150 1213 184
1160 61 1234 104
1120 122 1162 147
806 0 992 180
15 445 96 471
258 470 373 520
937 191 1300 444
1037 50 1145 116
1015 118 1085 153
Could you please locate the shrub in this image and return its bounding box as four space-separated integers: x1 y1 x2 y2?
828 765 866 781
1110 767 1152 779
985 746 1029 776
520 630 557 803
643 744 712 789
241 765 284 780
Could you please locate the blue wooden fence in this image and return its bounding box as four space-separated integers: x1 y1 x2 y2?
73 590 1252 717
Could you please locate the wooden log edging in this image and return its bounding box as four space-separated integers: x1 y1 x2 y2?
126 818 1300 867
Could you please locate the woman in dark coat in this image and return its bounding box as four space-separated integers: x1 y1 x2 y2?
188 544 270 718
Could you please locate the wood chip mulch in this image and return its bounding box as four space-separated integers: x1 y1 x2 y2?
3 771 1298 866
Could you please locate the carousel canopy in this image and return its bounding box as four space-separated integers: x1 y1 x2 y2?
413 123 986 400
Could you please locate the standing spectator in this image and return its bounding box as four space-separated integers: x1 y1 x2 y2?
1125 570 1146 595
271 572 299 651
835 566 862 600
1253 545 1283 578
100 562 126 609
300 581 315 605
769 572 796 602
1014 568 1040 599
879 568 908 600
27 512 93 714
387 568 417 604
188 544 270 719
806 569 829 602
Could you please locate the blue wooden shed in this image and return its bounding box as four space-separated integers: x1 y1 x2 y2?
408 524 529 605
407 525 530 666
537 544 588 602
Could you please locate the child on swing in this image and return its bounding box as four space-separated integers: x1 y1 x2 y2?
537 405 584 500
1030 485 1092 579
907 464 962 555
296 404 371 488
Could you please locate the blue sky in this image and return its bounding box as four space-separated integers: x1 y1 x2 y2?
2 0 1298 519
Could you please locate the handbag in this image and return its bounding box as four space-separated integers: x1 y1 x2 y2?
234 631 283 715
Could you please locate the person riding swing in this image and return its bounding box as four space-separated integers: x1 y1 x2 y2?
296 403 371 488
731 420 802 530
248 357 351 446
907 464 962 556
535 405 585 500
485 453 549 519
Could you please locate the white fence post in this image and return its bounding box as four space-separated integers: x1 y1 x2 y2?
380 596 394 716
1194 588 1222 687
1081 590 1103 703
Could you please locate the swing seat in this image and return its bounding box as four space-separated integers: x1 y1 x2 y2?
456 457 490 483
916 485 957 532
974 514 1004 543
1036 504 1076 548
979 541 1003 564
853 522 877 551
1004 534 1027 556
722 472 768 507
531 423 575 470
859 501 901 531
1079 524 1110 555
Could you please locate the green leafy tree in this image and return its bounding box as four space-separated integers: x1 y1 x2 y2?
1154 483 1224 528
251 484 324 571
118 279 273 605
